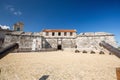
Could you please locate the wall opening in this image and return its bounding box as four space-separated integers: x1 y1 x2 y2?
58 32 61 36
64 32 67 36
46 32 49 36
57 45 62 50
52 32 55 36
17 28 20 31
70 32 73 36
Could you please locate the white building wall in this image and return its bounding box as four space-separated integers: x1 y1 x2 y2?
42 32 77 38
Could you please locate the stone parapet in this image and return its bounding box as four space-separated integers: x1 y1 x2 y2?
78 32 114 37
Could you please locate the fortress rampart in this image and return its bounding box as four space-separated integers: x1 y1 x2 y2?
0 29 117 54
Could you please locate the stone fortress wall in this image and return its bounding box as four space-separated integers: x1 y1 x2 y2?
0 22 117 54
0 29 12 48
3 31 42 52
1 30 117 54
76 32 117 54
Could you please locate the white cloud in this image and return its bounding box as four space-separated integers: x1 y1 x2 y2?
13 11 22 16
0 25 10 30
13 12 17 15
5 5 22 16
18 11 22 15
10 7 15 11
6 5 13 9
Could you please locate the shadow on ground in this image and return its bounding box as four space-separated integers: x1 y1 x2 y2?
39 75 49 80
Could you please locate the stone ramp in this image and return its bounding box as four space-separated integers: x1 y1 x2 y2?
99 41 120 58
0 43 19 59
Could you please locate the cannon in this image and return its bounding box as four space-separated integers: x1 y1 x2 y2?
99 41 120 58
0 43 19 59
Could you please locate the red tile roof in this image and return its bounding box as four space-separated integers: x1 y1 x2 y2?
42 29 76 32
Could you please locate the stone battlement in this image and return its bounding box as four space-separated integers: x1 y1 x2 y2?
78 32 114 37
0 29 117 54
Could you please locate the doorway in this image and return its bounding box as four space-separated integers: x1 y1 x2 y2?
57 45 62 50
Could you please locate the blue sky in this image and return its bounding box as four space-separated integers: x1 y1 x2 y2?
0 0 120 45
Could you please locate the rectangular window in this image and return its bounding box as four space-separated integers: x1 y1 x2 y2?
46 32 49 36
52 32 55 36
70 32 73 36
58 32 61 36
64 32 67 36
17 28 20 31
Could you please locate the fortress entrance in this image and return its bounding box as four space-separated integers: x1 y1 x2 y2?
57 45 62 50
57 38 62 50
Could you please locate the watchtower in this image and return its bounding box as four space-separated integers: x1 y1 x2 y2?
13 22 24 31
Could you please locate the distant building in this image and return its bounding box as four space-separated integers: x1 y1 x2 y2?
13 22 24 31
42 29 77 50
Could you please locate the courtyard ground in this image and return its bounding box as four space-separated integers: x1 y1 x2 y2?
0 51 120 80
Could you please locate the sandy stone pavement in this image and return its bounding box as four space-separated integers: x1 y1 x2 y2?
0 51 120 80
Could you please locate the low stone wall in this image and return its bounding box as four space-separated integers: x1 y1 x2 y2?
0 29 12 48
3 32 42 52
75 32 117 54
